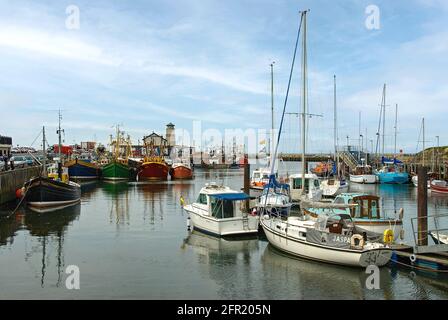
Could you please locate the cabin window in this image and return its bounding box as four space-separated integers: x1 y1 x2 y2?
293 178 309 191
197 193 208 205
371 200 380 219
210 198 235 218
253 173 260 179
361 199 370 218
314 180 320 188
334 197 345 204
350 200 361 218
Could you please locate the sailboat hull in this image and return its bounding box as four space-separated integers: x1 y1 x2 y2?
260 217 392 267
376 172 409 184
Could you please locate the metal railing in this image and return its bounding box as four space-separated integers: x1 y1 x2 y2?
410 213 448 254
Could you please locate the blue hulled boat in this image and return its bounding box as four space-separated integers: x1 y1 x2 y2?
65 159 100 181
375 157 409 184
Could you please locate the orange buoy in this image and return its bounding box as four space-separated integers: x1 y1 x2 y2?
15 187 24 199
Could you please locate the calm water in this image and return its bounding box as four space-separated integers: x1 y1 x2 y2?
1 165 448 300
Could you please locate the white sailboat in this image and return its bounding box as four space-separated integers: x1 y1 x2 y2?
260 11 392 267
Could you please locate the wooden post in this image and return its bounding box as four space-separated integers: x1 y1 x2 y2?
243 155 250 213
417 166 428 246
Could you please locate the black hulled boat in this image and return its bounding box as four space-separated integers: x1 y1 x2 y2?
24 176 81 213
23 121 81 213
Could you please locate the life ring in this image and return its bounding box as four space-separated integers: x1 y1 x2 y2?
350 234 365 250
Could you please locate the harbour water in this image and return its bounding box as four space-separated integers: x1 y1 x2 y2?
1 165 448 300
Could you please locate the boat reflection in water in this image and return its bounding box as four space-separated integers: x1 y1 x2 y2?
261 244 395 300
21 204 81 288
101 182 131 225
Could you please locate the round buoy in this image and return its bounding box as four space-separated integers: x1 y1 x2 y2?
15 187 24 199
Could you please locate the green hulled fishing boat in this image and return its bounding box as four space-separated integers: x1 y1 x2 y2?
102 161 130 181
102 125 132 181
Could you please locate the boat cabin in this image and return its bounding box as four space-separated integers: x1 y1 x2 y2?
353 165 373 175
334 194 381 220
195 184 249 219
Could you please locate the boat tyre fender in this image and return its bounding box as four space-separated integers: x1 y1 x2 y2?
350 234 365 250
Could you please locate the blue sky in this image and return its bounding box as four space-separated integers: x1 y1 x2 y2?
0 0 447 154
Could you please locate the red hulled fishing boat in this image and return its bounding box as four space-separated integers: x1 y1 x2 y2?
170 162 193 179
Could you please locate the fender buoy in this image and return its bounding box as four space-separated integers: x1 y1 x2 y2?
383 229 394 244
350 234 365 250
410 254 417 263
15 187 25 199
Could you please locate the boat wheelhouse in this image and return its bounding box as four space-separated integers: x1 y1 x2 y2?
288 173 322 202
183 183 258 237
303 193 403 240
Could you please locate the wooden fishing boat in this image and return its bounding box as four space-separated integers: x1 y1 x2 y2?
65 158 100 181
170 162 193 179
22 124 81 213
102 160 130 181
138 156 169 181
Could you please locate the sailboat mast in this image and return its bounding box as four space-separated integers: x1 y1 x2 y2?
301 11 308 188
333 75 337 163
394 104 398 157
270 61 275 168
382 84 386 155
115 124 120 160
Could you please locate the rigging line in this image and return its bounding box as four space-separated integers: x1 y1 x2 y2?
29 129 43 149
269 12 304 176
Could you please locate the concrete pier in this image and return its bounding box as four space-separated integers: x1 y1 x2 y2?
0 166 41 205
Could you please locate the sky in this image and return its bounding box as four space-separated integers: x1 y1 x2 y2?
0 0 447 154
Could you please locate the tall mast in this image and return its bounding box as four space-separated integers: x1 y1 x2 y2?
394 104 398 157
270 61 275 169
358 111 361 161
382 84 386 155
333 75 337 163
301 10 308 190
115 124 120 160
42 126 47 176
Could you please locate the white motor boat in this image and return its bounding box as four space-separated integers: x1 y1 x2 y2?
349 165 377 184
320 178 349 197
288 173 323 202
260 213 392 267
257 179 292 217
183 183 259 237
248 167 271 198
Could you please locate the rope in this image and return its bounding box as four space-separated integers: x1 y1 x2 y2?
1 183 31 220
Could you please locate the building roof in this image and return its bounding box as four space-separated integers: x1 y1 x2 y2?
166 123 175 127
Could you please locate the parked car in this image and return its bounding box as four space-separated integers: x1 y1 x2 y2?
9 156 28 168
24 156 35 166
